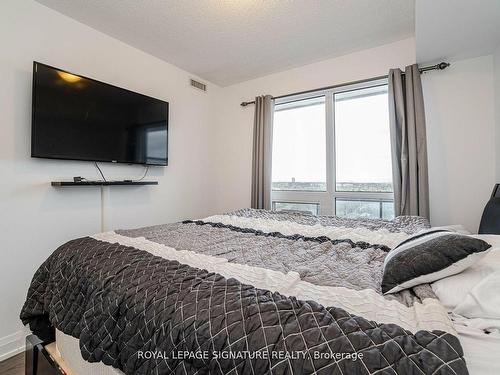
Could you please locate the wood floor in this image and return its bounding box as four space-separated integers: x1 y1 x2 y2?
0 353 24 375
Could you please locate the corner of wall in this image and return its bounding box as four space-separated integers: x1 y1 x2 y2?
494 45 500 181
422 55 496 232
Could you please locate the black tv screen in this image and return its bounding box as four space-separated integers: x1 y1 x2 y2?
32 62 168 166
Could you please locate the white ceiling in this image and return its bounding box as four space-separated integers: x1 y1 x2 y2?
35 0 415 86
416 0 500 64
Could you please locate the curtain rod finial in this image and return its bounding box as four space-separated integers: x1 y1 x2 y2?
438 62 450 70
241 101 249 107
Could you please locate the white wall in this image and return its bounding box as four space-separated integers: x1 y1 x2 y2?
422 55 496 232
213 38 416 212
415 0 500 232
0 0 221 360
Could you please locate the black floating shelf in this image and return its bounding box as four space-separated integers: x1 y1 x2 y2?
51 181 158 187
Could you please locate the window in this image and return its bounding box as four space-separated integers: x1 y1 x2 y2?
272 97 326 191
334 86 392 193
271 79 394 220
335 199 393 220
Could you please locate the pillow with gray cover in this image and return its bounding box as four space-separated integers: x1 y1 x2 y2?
382 229 491 294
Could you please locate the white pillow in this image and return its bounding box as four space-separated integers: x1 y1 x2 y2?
453 271 500 319
432 235 500 311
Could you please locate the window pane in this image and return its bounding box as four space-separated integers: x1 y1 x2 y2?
273 202 319 215
272 96 326 191
336 199 381 219
382 201 395 220
335 85 393 192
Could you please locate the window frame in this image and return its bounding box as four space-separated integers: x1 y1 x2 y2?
272 201 320 215
335 198 394 220
271 77 393 217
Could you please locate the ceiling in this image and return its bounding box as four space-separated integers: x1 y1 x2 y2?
416 0 500 64
36 0 415 86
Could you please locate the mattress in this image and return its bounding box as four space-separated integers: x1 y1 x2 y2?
56 329 122 375
22 209 468 374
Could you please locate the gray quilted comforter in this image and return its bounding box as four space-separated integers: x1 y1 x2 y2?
20 209 467 374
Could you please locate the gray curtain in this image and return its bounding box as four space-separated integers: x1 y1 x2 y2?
388 64 430 218
251 95 274 209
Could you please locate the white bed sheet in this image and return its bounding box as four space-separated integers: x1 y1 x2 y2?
455 324 500 375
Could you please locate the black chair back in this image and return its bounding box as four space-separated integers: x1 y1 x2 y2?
479 184 500 234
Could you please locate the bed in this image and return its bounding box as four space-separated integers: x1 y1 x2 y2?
20 208 497 374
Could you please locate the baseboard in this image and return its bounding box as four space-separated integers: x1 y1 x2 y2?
0 328 29 362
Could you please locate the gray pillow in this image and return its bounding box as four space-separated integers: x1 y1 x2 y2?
382 229 491 294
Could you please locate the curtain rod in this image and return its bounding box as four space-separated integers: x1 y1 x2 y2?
240 62 450 107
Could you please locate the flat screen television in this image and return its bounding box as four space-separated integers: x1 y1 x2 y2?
32 62 168 166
